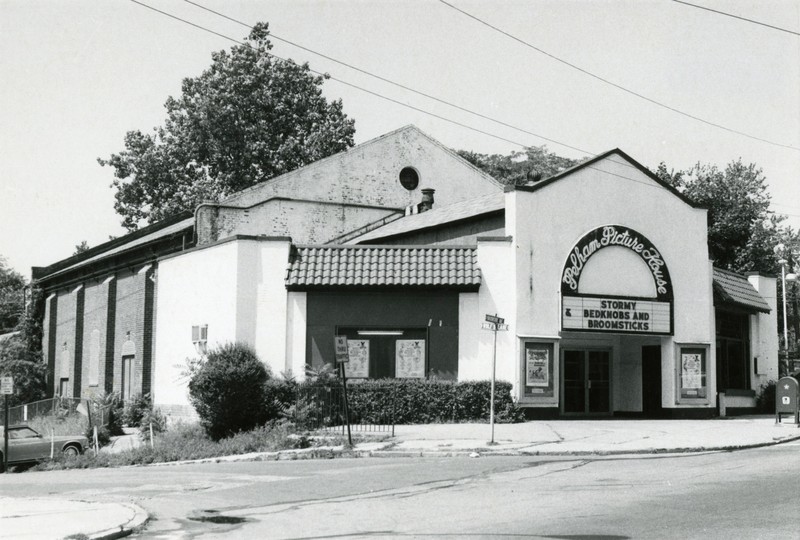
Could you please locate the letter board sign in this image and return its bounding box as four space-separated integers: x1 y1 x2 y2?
562 296 672 335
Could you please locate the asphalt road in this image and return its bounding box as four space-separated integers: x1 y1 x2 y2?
2 443 798 539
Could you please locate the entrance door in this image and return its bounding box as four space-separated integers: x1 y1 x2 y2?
562 350 611 415
641 345 662 416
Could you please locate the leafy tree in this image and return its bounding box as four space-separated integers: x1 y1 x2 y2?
99 23 356 231
0 256 26 334
655 159 779 274
73 241 90 255
0 336 46 407
457 146 581 186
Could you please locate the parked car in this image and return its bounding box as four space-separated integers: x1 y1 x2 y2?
0 425 87 466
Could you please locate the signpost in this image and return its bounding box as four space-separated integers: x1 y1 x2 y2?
1 377 13 473
482 315 508 445
334 336 353 446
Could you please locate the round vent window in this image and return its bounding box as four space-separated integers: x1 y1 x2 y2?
399 167 419 190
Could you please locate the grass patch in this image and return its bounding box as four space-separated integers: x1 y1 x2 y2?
31 421 360 471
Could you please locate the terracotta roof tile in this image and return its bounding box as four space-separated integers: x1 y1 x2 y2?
286 245 481 289
712 268 771 314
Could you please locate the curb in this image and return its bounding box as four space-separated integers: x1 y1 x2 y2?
88 502 149 540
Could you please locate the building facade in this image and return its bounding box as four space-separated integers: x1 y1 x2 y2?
34 126 778 420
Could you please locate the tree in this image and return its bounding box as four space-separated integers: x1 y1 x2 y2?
99 23 356 231
457 145 582 186
73 241 90 255
655 159 780 274
0 256 26 334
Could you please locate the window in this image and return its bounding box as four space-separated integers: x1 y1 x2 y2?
59 378 69 398
715 311 750 391
399 167 419 190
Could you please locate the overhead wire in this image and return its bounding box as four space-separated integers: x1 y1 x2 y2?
128 0 798 217
672 0 800 37
436 0 800 152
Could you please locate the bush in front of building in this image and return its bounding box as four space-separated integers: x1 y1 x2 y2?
756 380 776 413
317 378 523 424
188 342 270 439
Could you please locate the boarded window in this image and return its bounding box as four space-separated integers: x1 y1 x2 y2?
88 329 101 386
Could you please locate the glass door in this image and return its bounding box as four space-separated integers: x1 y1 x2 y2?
561 349 612 415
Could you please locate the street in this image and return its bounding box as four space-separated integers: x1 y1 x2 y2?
1 443 798 539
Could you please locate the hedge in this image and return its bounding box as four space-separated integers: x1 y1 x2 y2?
290 378 523 424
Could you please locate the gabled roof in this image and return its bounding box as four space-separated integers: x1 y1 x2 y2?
350 192 505 244
712 267 771 314
285 245 481 290
223 125 502 206
511 148 705 209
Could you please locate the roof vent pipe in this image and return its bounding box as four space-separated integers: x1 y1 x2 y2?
418 188 435 213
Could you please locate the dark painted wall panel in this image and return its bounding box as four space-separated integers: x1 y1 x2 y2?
306 291 459 378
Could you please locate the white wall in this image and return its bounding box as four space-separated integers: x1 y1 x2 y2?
457 292 481 380
470 237 517 388
286 292 307 380
153 238 293 420
748 274 779 386
506 154 715 410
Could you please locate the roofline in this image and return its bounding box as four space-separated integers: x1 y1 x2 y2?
293 243 478 250
32 211 194 281
222 124 502 204
509 148 705 210
354 208 505 244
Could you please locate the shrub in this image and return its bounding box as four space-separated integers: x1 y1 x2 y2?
756 380 776 413
188 342 270 439
263 378 298 421
123 394 153 427
300 378 524 425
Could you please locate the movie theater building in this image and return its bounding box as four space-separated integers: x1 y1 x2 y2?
33 126 778 420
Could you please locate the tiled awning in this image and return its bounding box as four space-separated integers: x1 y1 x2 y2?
286 245 481 289
713 268 771 314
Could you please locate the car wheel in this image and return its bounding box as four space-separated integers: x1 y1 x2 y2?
62 446 80 458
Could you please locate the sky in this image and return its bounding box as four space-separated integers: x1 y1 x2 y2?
1 0 799 277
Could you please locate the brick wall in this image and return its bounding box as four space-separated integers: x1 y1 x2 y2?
81 279 110 399
113 269 147 398
53 288 77 397
43 293 57 396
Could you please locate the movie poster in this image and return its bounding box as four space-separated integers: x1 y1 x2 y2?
526 348 549 387
395 339 425 378
347 340 369 378
681 353 702 389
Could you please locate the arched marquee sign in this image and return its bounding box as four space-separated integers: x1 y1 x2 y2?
561 225 673 335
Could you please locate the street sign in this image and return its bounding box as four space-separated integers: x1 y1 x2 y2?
334 336 349 363
0 377 12 395
485 314 504 325
482 322 509 331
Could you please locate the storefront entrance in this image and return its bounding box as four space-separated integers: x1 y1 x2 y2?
561 349 611 415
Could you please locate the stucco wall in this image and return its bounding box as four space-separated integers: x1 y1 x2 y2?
153 238 292 420
222 126 501 212
500 154 714 410
748 274 779 386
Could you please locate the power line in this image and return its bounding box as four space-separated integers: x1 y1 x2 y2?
125 0 780 205
672 0 800 37
181 0 591 157
437 0 800 152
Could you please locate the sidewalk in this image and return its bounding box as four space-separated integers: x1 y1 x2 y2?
0 497 148 540
378 416 800 456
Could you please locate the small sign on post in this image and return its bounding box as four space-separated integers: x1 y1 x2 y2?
482 314 508 445
334 336 353 446
334 336 349 364
2 377 12 473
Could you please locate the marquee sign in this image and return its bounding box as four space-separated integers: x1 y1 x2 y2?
562 296 672 335
561 225 672 302
561 225 673 335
